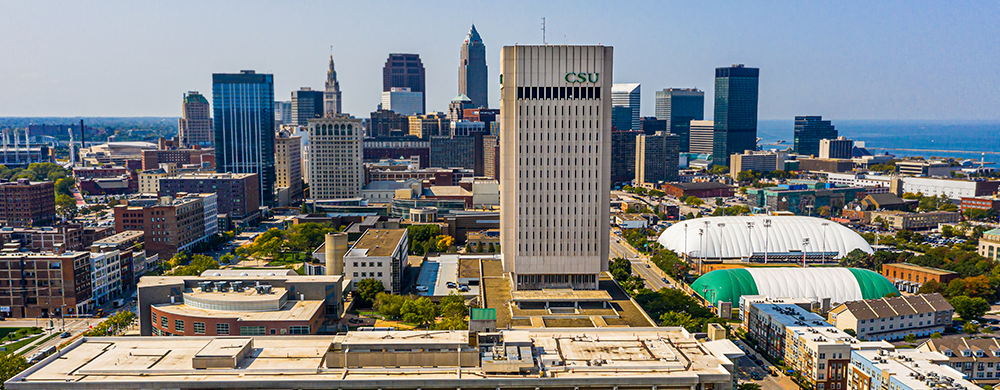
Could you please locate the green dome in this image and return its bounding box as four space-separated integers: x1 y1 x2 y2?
690 268 758 307
848 268 900 299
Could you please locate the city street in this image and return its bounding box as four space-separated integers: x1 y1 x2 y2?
609 232 679 291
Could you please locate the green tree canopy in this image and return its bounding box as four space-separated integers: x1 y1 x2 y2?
356 279 385 304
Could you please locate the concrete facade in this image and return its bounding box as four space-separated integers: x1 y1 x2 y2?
306 114 364 200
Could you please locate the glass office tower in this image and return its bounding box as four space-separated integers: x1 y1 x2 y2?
714 65 759 166
654 88 704 152
793 116 837 157
213 70 276 208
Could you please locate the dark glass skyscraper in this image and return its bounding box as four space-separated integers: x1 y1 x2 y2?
459 25 488 109
383 54 426 114
291 88 324 126
714 65 759 166
655 88 704 152
793 116 837 157
213 70 275 207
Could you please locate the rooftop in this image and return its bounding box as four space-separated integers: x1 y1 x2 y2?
92 230 143 246
855 348 977 390
347 228 406 258
884 263 957 276
668 182 733 190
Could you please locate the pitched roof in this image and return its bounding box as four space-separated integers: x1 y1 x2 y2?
865 193 906 207
840 293 952 320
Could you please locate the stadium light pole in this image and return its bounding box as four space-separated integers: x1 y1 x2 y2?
821 222 830 264
763 219 772 264
716 223 726 262
683 223 688 261
698 228 705 275
746 221 755 261
802 238 810 267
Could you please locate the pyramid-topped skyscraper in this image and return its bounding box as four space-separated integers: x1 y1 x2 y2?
459 25 488 109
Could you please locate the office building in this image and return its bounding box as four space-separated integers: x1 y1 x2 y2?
655 88 705 152
919 336 1000 384
291 87 324 126
447 95 476 121
869 210 962 230
324 55 342 115
851 348 978 390
136 271 344 336
794 116 838 157
611 129 641 183
901 177 1000 199
368 109 410 137
611 83 640 131
273 100 292 127
499 45 612 290
8 328 743 390
212 70 276 207
429 136 475 169
307 114 363 200
362 136 430 168
383 53 426 114
688 119 716 156
820 136 855 159
897 160 952 177
979 228 1000 261
158 173 260 222
91 230 147 291
0 249 92 318
0 179 56 227
381 87 423 116
275 130 303 206
408 112 450 138
714 65 760 165
635 131 680 184
113 194 215 259
483 135 500 180
141 148 214 171
638 116 666 135
829 293 953 341
730 150 786 179
344 228 408 294
459 24 488 109
177 91 213 148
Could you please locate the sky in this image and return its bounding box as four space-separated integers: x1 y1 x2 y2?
0 1 998 120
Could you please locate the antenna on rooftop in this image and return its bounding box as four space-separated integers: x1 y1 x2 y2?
541 17 547 45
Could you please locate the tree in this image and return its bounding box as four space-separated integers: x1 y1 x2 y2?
715 197 724 206
844 328 857 337
55 194 78 219
167 254 219 276
219 253 235 265
54 177 75 197
439 293 467 319
931 332 942 339
435 235 455 252
950 296 990 320
0 353 29 388
660 311 698 332
401 297 439 326
465 243 472 253
476 242 484 253
918 279 943 294
356 279 384 304
738 383 763 390
963 322 980 336
609 257 633 282
487 243 495 253
684 196 705 207
904 333 917 344
376 293 407 320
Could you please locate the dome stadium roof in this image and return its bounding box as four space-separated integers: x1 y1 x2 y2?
690 267 897 305
656 216 873 260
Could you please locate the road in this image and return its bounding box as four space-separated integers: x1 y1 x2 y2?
609 233 678 291
732 338 798 390
16 318 100 356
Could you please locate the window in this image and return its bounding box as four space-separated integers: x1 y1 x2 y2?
152 312 157 324
175 319 184 332
217 323 230 335
194 322 206 334
161 316 168 328
289 325 310 335
240 326 266 336
819 353 826 359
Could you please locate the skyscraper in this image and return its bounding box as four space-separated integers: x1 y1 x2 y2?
324 55 343 115
274 101 292 128
793 116 837 157
213 70 275 207
500 45 612 291
635 131 680 184
178 91 212 148
688 120 716 155
714 65 759 166
274 130 302 206
459 25 488 109
306 114 363 200
611 83 640 131
291 88 324 126
381 88 423 116
383 54 426 114
611 129 642 183
655 88 704 152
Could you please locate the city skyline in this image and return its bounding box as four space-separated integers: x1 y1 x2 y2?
0 1 997 120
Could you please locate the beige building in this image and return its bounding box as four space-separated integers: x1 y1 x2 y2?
979 228 1000 261
306 114 363 200
408 112 450 138
870 210 961 230
918 336 1000 384
730 150 786 179
828 293 953 342
499 45 612 290
343 228 408 294
274 130 302 206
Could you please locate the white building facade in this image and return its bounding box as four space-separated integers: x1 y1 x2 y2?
499 45 612 290
90 250 121 306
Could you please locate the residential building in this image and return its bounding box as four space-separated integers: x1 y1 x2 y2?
611 129 642 183
611 83 640 131
880 263 958 296
828 294 954 341
112 194 213 259
141 148 214 170
635 131 680 184
850 348 977 390
979 228 1000 261
0 225 86 252
158 173 260 222
714 64 760 166
275 130 303 206
306 114 363 200
177 91 213 148
689 119 716 156
730 150 786 179
324 55 342 115
655 88 705 152
383 53 426 114
499 45 612 290
291 87 324 126
88 249 121 307
897 160 952 177
902 177 1000 199
212 70 276 207
0 249 92 318
368 109 410 137
919 336 1000 385
8 328 743 390
662 182 735 199
794 116 838 157
869 210 962 230
820 136 854 159
344 228 408 294
0 179 56 227
381 87 423 116
408 112 450 138
746 181 866 215
459 24 488 109
136 271 344 336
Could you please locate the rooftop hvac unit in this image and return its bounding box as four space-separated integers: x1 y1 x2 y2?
230 281 244 292
215 281 229 292
262 285 272 294
255 286 264 294
199 281 213 292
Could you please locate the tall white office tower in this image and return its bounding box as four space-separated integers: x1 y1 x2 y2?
499 45 613 291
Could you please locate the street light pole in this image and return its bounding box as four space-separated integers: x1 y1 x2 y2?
763 219 772 264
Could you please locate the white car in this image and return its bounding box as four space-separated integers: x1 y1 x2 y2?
415 286 429 292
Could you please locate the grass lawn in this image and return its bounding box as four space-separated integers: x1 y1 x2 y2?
1 334 44 356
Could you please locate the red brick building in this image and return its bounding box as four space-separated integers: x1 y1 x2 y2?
0 179 56 227
961 196 1000 212
662 182 735 199
141 148 215 170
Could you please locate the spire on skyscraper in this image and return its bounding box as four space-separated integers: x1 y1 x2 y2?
324 53 343 115
465 24 482 44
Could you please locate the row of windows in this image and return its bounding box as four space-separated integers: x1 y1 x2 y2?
353 272 383 278
517 86 601 100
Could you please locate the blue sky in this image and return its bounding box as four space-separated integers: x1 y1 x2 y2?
1 1 997 120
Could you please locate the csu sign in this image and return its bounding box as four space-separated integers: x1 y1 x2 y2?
565 72 600 83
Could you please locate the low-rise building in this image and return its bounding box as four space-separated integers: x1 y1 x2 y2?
614 213 648 229
91 230 147 291
880 263 959 293
896 160 952 177
0 179 56 227
662 181 735 199
0 248 92 318
360 179 421 203
869 211 961 231
344 228 408 294
918 336 1000 384
961 196 1000 213
980 228 1000 261
850 348 977 390
828 294 954 341
798 157 856 173
730 150 786 179
0 225 85 252
746 181 867 215
902 177 999 200
860 193 910 211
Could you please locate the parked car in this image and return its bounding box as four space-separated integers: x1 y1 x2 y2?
416 286 429 292
60 332 71 338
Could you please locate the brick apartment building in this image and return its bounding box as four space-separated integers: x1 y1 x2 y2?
113 194 214 259
0 247 92 318
0 179 56 227
158 173 260 225
141 148 214 170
